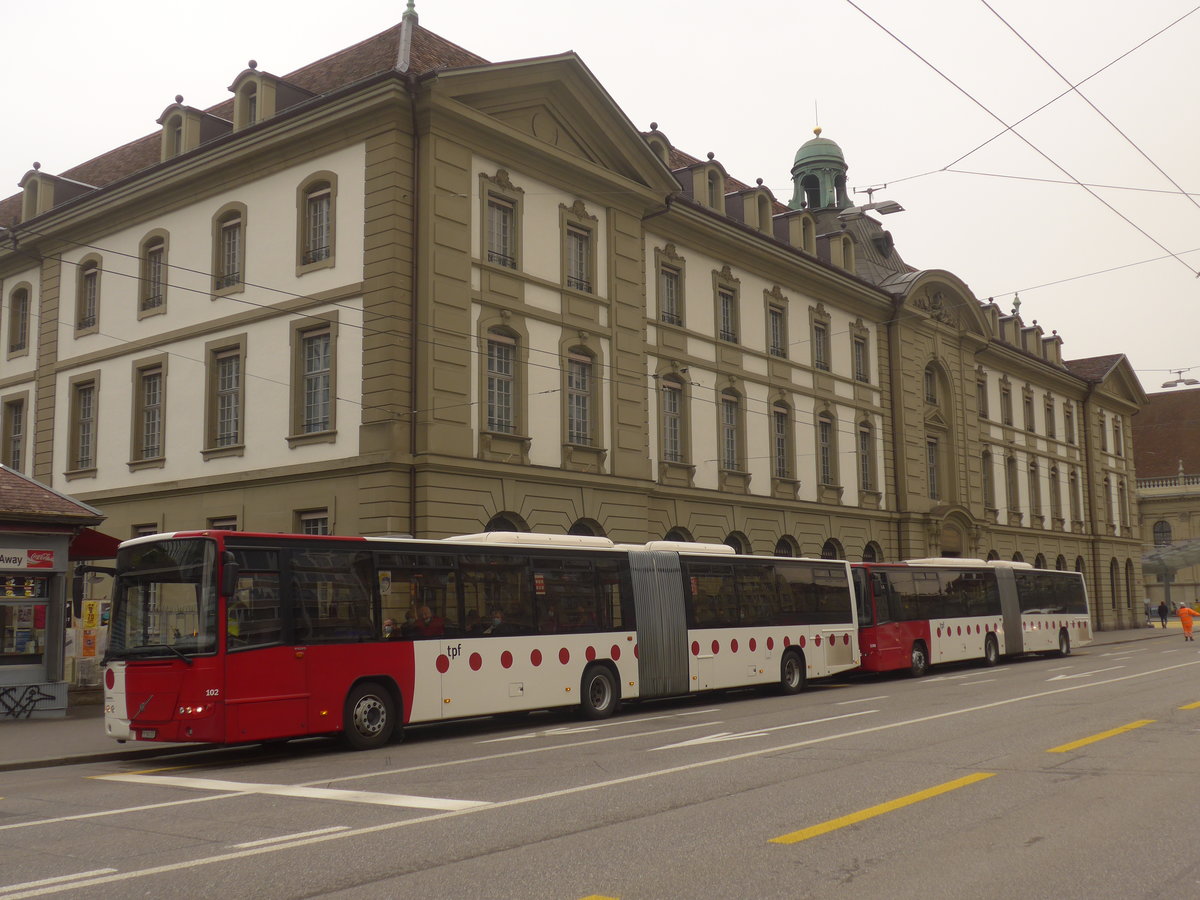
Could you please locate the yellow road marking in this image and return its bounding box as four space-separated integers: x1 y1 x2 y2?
1046 719 1155 753
769 772 995 844
1179 701 1200 710
578 896 619 899
88 761 215 778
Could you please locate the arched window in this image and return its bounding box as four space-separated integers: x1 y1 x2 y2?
76 257 102 334
1075 555 1085 574
1056 555 1067 571
298 175 336 269
986 550 1000 562
7 286 30 355
485 513 527 533
139 232 168 316
664 527 693 543
862 542 882 563
821 538 844 560
568 519 604 537
1109 558 1119 610
212 203 247 293
1034 553 1047 569
1012 551 1025 563
1125 558 1135 609
774 536 799 557
724 532 750 555
1154 521 1173 546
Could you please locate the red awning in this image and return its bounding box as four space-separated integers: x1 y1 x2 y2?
69 527 122 561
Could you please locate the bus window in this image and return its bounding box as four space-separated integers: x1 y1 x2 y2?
685 563 738 627
376 553 457 638
289 549 375 643
775 563 853 625
943 570 1000 617
228 549 283 649
460 555 534 634
533 557 600 632
736 563 777 626
853 568 874 627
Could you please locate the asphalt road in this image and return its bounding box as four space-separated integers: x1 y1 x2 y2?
3 641 1199 899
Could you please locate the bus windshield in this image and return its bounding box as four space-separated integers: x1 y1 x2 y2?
107 538 219 660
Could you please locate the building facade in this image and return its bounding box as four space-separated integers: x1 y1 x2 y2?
0 11 1145 628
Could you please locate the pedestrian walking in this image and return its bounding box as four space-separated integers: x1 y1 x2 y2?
1181 603 1199 642
1145 598 1153 626
1159 601 1169 628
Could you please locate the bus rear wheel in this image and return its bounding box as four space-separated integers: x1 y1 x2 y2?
343 681 396 750
581 665 618 720
909 642 929 677
983 635 999 667
780 650 806 695
1056 630 1071 657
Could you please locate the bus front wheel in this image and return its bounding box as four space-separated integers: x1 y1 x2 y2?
581 665 618 720
780 650 807 694
909 642 929 678
343 681 396 750
983 635 999 667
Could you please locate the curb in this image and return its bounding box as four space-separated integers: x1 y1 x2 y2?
0 743 219 774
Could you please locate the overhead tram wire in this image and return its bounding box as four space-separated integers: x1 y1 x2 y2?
845 0 1200 277
980 0 1200 219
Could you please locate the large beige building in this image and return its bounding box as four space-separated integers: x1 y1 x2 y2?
0 12 1145 628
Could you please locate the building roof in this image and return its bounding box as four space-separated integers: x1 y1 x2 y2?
0 465 104 526
0 22 488 226
1131 387 1200 478
1064 354 1124 383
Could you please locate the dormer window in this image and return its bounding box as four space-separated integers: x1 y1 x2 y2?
757 194 772 236
168 116 184 157
707 170 722 210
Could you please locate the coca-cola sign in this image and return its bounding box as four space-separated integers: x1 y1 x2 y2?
0 548 56 570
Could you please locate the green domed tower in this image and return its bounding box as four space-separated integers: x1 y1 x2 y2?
788 127 850 211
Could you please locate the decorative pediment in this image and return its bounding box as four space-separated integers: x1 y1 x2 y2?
924 407 949 430
898 271 990 338
431 55 680 193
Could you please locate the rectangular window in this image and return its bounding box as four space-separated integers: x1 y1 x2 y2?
858 425 873 491
304 189 331 264
566 355 592 445
2 399 24 471
927 439 940 500
136 367 164 460
487 197 516 269
566 226 591 292
298 510 330 535
8 290 30 354
662 383 682 463
1001 386 1013 426
720 397 739 470
1113 417 1123 457
772 407 789 478
1045 399 1056 438
208 517 238 531
813 323 829 371
78 266 99 331
206 341 246 453
1023 393 1035 432
977 378 989 418
718 289 737 342
71 381 97 470
818 418 834 485
1099 414 1109 451
853 337 869 382
301 331 331 433
1050 468 1062 520
768 306 787 357
1064 404 1075 445
660 267 681 325
217 218 242 289
924 369 937 404
486 335 515 433
142 242 165 311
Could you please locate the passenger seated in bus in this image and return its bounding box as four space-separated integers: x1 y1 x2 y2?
383 618 398 638
411 606 445 637
399 607 418 636
480 608 512 635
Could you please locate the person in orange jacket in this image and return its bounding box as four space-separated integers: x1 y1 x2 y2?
1177 603 1198 642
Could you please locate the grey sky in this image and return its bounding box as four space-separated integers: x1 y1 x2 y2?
5 0 1197 392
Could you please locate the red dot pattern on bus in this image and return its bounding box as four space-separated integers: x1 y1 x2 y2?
435 632 855 672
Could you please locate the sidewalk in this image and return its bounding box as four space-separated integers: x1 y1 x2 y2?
0 625 1177 772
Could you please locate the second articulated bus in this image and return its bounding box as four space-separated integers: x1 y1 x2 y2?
103 531 859 750
851 558 1092 677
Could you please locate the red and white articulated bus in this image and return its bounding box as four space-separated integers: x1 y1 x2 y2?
102 531 859 750
850 558 1092 677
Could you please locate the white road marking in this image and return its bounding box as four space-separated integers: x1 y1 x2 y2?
232 826 349 848
9 657 1200 898
837 695 888 705
1046 665 1073 671
651 710 876 750
0 870 116 894
926 668 1009 682
960 680 996 686
1047 666 1125 681
480 713 689 743
95 775 488 810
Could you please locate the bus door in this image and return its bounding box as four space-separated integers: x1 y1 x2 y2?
866 572 904 667
223 561 309 742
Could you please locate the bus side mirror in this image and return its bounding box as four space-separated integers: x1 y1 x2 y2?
221 552 240 597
